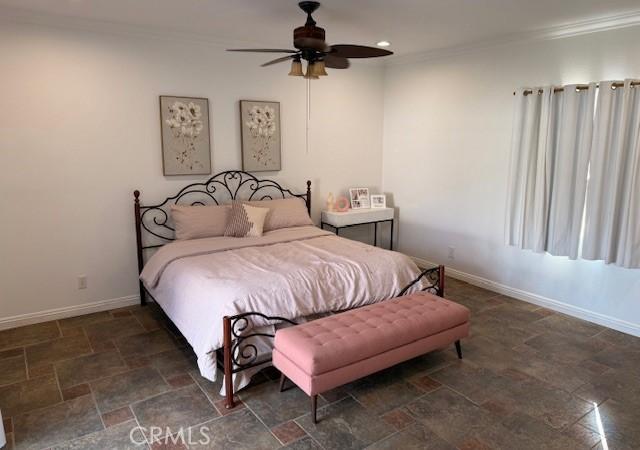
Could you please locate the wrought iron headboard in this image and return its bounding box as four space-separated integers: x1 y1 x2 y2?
133 170 311 304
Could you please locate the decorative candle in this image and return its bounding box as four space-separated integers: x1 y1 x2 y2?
326 192 335 211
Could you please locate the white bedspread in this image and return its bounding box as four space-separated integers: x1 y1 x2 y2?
141 226 423 386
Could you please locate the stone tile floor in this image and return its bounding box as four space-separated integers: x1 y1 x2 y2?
1 278 639 449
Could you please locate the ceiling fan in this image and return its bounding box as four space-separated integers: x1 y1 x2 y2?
227 1 393 79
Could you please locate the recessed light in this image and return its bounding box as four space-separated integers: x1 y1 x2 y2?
376 41 391 47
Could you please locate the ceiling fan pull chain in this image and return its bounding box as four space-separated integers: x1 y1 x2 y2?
306 77 311 154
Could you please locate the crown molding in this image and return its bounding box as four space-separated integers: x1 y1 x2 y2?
0 5 384 68
2 5 640 68
387 9 640 66
0 5 268 49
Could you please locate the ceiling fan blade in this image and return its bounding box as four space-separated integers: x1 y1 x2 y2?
227 49 298 53
324 54 350 69
329 44 393 58
261 55 296 67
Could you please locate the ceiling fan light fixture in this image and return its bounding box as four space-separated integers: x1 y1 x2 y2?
288 58 304 76
313 59 328 76
376 40 391 47
304 63 319 79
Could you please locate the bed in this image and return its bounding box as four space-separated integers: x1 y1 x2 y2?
133 170 444 409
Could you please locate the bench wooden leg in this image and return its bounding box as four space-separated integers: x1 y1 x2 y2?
311 395 318 424
455 340 462 359
279 373 288 392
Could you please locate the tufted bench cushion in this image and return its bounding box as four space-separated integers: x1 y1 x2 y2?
273 291 470 418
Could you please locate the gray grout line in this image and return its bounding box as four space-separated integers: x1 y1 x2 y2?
233 380 333 448
6 301 638 449
21 346 28 385
570 404 600 430
129 383 206 447
292 394 365 450
89 382 108 431
233 395 286 447
342 391 369 412
55 319 64 339
291 418 326 450
52 364 66 407
132 400 153 449
56 372 109 448
363 429 401 450
191 371 222 414
16 371 108 449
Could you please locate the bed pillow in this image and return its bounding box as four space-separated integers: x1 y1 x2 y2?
170 204 230 240
224 201 269 238
246 197 313 232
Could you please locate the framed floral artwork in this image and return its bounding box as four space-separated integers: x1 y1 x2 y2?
160 96 211 176
240 100 281 172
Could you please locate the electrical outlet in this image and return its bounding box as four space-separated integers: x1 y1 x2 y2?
77 275 87 290
447 246 456 260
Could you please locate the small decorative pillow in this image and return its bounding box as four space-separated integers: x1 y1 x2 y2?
224 201 269 237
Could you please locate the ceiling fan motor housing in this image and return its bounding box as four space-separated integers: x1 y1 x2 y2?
294 1 326 51
294 25 326 50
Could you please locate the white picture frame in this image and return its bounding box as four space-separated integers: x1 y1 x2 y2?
370 194 387 209
349 187 370 209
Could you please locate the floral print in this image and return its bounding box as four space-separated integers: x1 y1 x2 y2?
245 105 277 167
165 101 205 170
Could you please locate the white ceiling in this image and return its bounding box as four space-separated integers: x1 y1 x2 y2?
2 0 640 57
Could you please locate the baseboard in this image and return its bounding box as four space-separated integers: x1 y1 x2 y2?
4 263 638 338
0 295 141 331
411 256 640 338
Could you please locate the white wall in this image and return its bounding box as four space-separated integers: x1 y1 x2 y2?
383 26 640 334
0 20 384 322
3 16 638 334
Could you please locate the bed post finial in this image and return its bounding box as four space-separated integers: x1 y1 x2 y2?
306 180 312 214
133 190 146 306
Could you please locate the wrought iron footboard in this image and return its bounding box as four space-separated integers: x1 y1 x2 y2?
219 264 445 409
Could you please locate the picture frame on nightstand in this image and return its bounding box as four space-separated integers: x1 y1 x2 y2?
349 187 370 209
371 194 386 208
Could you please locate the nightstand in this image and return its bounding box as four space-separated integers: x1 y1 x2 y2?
321 208 395 250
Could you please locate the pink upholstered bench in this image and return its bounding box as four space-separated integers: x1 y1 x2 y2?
272 291 470 423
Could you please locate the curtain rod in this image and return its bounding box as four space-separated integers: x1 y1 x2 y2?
513 81 640 96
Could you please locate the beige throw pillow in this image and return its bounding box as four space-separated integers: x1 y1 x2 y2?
246 197 313 231
170 204 230 240
224 201 269 237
